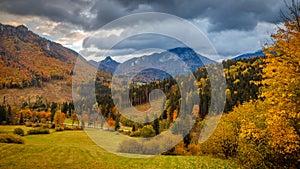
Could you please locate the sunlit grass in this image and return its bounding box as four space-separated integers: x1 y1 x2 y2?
0 126 241 169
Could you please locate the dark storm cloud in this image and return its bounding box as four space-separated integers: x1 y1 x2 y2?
0 0 93 29
0 0 287 59
84 34 184 50
0 0 286 31
113 0 285 31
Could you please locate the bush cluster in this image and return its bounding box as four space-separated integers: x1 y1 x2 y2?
119 133 181 155
55 126 64 131
63 125 83 130
40 124 50 129
25 122 32 127
27 128 50 135
199 100 299 168
31 123 40 127
0 134 25 144
13 128 24 136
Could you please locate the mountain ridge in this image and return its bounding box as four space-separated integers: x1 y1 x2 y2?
89 56 120 74
0 23 110 104
232 50 264 60
111 47 216 82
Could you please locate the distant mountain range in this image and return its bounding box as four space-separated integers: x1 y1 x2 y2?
232 50 264 60
118 47 217 82
89 56 120 74
90 47 216 82
91 48 266 83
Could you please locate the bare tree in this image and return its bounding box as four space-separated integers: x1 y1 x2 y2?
281 0 300 31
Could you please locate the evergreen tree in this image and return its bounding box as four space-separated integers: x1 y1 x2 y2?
61 102 68 114
19 112 24 125
50 102 57 122
0 105 6 123
152 118 160 135
7 105 12 124
132 124 136 132
115 115 120 131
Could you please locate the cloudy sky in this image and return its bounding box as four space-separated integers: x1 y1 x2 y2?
0 0 287 62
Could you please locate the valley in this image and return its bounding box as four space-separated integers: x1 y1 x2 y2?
0 1 299 167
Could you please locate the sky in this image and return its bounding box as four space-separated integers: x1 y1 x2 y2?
0 0 287 62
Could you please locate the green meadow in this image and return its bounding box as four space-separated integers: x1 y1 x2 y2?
0 126 241 169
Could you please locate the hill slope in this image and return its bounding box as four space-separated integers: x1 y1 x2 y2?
0 23 97 88
0 23 110 103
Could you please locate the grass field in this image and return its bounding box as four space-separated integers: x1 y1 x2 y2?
0 80 73 105
0 126 241 169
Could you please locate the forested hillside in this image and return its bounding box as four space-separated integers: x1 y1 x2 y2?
0 23 111 104
0 23 112 88
0 23 77 88
200 4 300 168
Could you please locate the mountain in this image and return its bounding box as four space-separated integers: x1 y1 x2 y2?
89 56 120 74
114 47 216 82
0 23 110 103
233 50 264 60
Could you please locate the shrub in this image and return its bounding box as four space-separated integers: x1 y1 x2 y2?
40 124 50 129
55 127 64 132
172 141 188 155
32 123 40 127
130 129 141 137
0 134 25 144
25 122 32 127
63 125 73 130
50 123 55 129
27 128 50 135
188 143 201 156
40 118 47 124
140 125 156 138
63 125 83 130
199 114 239 159
13 128 24 136
74 126 83 130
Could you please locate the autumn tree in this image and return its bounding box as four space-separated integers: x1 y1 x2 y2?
17 108 33 122
71 112 79 126
201 1 300 167
262 0 300 166
107 118 115 130
53 111 66 127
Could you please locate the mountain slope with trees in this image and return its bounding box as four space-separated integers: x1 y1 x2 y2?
0 23 111 104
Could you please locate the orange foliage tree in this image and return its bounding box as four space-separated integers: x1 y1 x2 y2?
53 111 66 127
107 118 115 129
262 1 300 161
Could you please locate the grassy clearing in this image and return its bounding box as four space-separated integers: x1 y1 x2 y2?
120 96 165 122
0 125 55 134
0 126 241 169
0 80 73 105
